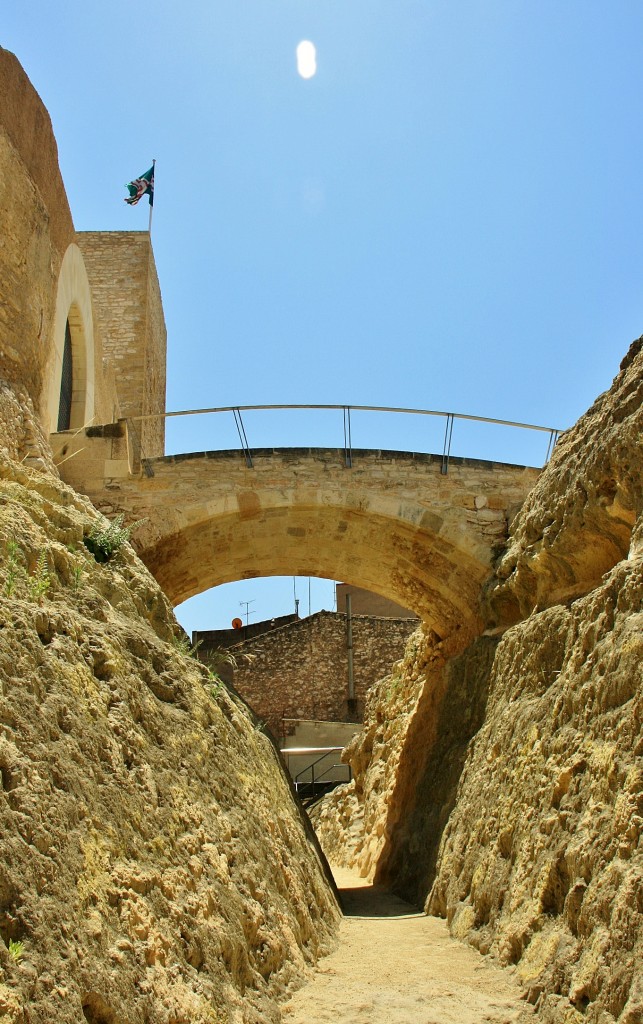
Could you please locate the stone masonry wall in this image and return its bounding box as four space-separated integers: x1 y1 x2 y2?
67 446 539 627
77 233 166 458
0 48 75 410
222 611 418 741
0 49 74 258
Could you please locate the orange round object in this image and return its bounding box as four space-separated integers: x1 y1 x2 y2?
232 617 243 630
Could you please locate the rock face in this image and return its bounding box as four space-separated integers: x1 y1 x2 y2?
312 341 642 1024
424 343 643 1023
310 625 472 881
0 390 339 1024
483 339 642 628
428 559 642 1022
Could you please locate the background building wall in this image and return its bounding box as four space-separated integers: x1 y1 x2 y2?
194 613 300 654
212 610 418 740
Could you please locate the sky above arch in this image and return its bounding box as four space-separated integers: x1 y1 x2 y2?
4 2 642 631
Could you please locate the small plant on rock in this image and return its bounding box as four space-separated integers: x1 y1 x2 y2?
172 634 202 658
206 667 224 698
3 541 26 597
386 675 403 701
8 939 24 963
27 550 51 603
83 514 145 564
70 562 85 592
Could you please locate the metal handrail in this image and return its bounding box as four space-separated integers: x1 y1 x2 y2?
291 748 343 788
131 401 562 434
314 762 352 786
128 403 563 474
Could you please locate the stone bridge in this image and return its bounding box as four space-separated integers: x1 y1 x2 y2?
55 424 540 636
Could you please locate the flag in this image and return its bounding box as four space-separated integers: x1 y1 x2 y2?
124 165 154 207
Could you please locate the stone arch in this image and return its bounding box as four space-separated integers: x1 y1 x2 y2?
144 502 489 639
66 447 539 637
44 243 95 432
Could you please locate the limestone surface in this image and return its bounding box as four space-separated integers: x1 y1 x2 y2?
483 339 642 627
311 342 643 1023
310 624 468 882
428 557 642 1023
0 413 339 1023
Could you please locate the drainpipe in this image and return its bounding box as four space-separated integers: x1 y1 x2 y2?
346 593 355 704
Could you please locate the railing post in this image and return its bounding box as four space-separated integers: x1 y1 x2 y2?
233 408 253 468
343 406 352 468
544 428 559 464
441 413 454 475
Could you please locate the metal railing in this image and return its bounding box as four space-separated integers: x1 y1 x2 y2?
131 403 564 473
281 746 352 790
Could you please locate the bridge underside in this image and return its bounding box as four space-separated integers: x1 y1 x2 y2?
54 439 539 639
142 503 490 638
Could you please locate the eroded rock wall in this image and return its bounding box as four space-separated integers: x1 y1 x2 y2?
312 341 642 1023
428 558 642 1022
0 387 339 1023
483 339 642 627
310 624 474 882
423 342 643 1022
0 381 59 475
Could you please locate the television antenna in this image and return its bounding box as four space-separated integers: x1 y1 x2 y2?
239 599 255 627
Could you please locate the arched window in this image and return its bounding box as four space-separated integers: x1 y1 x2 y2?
46 243 95 435
57 319 73 431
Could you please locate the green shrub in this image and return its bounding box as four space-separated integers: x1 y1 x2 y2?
84 514 144 563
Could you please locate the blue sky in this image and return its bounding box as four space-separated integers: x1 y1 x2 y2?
4 3 642 632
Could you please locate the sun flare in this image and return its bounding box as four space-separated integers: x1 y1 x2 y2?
296 40 317 79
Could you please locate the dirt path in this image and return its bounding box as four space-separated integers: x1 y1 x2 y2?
281 866 531 1024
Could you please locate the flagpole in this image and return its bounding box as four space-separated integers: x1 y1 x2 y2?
148 159 156 236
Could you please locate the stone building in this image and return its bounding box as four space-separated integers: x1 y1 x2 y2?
0 47 166 464
197 608 418 743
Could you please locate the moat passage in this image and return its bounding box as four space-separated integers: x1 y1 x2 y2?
280 867 530 1024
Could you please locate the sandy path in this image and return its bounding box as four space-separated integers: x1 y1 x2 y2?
281 866 531 1024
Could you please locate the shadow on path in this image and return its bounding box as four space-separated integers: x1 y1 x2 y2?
339 882 423 920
